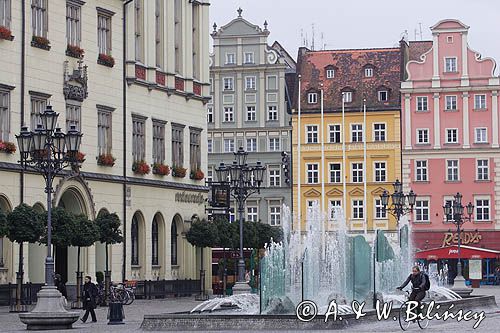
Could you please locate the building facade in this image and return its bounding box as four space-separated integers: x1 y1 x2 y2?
208 9 294 225
292 46 406 234
0 0 212 289
401 20 500 263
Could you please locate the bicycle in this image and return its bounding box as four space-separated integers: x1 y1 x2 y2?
398 289 430 331
109 282 136 305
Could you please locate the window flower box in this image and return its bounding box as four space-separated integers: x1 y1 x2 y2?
152 163 170 176
0 141 16 154
31 36 51 50
172 166 187 178
97 154 116 167
132 160 150 175
190 169 204 181
0 26 14 41
69 152 86 163
66 44 85 58
98 53 115 68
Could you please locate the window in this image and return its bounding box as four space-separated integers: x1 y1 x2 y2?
0 0 11 29
267 105 278 121
326 68 335 78
171 123 184 167
246 138 257 152
329 163 341 183
207 139 212 153
417 129 429 144
306 125 318 143
415 200 429 222
132 116 146 162
374 162 386 182
352 200 364 219
155 0 164 68
445 128 458 144
445 57 457 72
269 138 280 151
343 91 353 103
206 167 213 182
329 200 342 220
134 0 144 62
174 0 182 73
97 107 112 155
364 68 373 77
131 215 139 265
373 123 386 142
351 124 363 142
32 0 48 38
307 200 319 214
207 106 213 123
475 198 490 221
416 96 428 111
474 95 486 109
245 76 256 90
308 92 318 104
375 199 387 219
224 139 234 153
151 219 159 266
352 163 363 183
30 95 47 130
447 36 453 43
66 103 81 131
246 106 256 121
269 166 281 187
189 128 201 171
329 124 341 143
244 52 254 64
267 75 277 90
269 204 281 226
0 90 10 142
97 10 112 55
191 2 201 78
223 77 234 91
306 163 319 184
66 1 81 47
223 107 234 122
171 222 177 265
475 128 487 143
415 160 428 182
225 53 235 64
477 159 489 181
445 95 457 110
247 206 258 222
446 159 459 181
378 90 388 102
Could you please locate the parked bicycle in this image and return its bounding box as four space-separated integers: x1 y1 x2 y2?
96 281 135 305
398 289 430 331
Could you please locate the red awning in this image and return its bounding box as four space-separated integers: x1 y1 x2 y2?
415 245 500 260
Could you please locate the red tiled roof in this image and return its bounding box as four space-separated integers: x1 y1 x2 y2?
408 41 433 62
294 46 403 111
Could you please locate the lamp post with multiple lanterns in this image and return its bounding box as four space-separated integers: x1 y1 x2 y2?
380 180 417 223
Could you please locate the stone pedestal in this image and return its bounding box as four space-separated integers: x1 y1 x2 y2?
19 286 79 330
232 282 251 295
451 273 473 297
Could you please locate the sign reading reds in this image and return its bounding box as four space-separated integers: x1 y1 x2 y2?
441 231 482 247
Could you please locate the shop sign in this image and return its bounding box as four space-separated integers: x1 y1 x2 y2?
441 231 482 247
469 259 482 280
175 192 205 205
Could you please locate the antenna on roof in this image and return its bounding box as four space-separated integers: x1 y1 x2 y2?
414 22 423 41
311 23 315 51
321 32 325 50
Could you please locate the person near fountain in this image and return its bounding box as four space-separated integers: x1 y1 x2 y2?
81 275 98 323
397 266 430 317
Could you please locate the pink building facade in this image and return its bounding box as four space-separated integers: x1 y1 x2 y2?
401 20 500 256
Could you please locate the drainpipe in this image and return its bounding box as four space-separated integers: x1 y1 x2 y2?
20 0 26 203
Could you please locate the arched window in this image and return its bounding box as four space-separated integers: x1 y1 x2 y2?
131 216 139 265
152 219 159 266
171 222 177 266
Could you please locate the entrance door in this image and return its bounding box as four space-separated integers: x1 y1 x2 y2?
55 246 68 283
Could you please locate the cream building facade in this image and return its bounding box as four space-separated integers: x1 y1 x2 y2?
0 0 212 290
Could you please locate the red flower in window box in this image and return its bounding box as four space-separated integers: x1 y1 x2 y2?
132 160 151 175
152 163 170 176
97 154 116 167
172 166 187 178
75 152 86 163
0 141 16 154
0 26 13 41
31 36 51 50
98 53 115 68
66 44 85 58
190 169 204 181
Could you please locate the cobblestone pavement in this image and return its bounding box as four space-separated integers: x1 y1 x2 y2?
0 286 499 332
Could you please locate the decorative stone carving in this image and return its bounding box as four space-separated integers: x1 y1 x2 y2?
63 60 88 102
266 48 279 64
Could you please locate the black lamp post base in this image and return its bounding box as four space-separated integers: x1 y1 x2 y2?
19 286 79 330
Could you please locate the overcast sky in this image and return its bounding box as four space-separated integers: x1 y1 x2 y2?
209 0 500 75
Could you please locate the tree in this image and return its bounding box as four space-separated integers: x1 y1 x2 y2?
40 207 75 249
95 212 123 276
0 210 7 238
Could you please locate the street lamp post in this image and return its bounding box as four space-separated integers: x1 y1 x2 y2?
215 147 265 293
443 192 474 288
380 180 417 225
17 106 82 329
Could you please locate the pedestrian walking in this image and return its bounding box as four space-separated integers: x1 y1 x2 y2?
81 275 98 323
495 267 500 285
54 273 68 308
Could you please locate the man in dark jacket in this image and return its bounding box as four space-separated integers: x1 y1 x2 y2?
81 275 98 323
397 266 429 315
54 274 68 298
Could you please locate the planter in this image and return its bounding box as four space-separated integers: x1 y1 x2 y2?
172 166 187 178
132 161 150 175
0 26 13 41
98 53 115 68
31 36 51 50
0 141 16 154
66 45 85 58
190 169 204 181
152 163 170 176
97 154 116 167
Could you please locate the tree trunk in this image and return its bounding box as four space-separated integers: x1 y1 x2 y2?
104 243 110 305
222 247 226 296
200 247 204 296
75 246 82 308
15 241 24 312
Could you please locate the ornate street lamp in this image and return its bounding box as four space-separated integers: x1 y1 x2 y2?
17 106 82 328
215 147 265 294
380 179 416 222
443 192 473 287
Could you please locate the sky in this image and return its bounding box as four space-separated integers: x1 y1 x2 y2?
209 0 500 75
